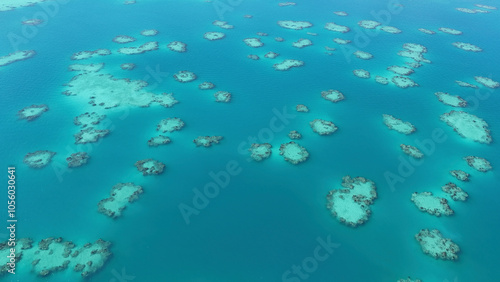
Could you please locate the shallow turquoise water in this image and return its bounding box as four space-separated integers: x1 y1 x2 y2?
1 0 499 281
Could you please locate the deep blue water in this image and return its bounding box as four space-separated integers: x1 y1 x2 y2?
0 0 499 281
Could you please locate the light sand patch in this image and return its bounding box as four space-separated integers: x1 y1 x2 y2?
440 111 492 144
23 150 56 168
18 104 48 121
464 156 492 172
273 59 304 71
435 92 467 107
326 176 377 227
248 143 272 161
277 20 312 30
383 114 416 134
310 119 338 135
279 142 309 164
411 192 453 216
98 183 143 218
0 50 36 67
415 229 460 260
193 136 223 147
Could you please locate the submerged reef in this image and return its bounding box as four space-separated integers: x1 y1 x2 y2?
415 229 460 260
199 82 215 90
358 20 381 29
435 92 467 107
292 38 313 48
411 192 453 216
455 80 478 88
167 41 187 52
439 27 463 35
120 63 135 70
321 89 344 103
326 176 377 227
174 70 197 83
17 104 49 121
66 152 90 168
214 91 232 102
288 130 302 140
452 42 482 52
392 76 419 88
474 76 500 88
273 59 304 71
296 104 309 112
277 20 312 30
193 136 223 147
141 29 159 36
63 72 178 109
74 112 106 128
112 35 136 44
71 49 111 60
157 118 185 133
0 50 36 67
74 127 109 144
0 237 111 278
204 32 225 41
464 156 492 172
310 119 338 135
279 142 309 164
440 111 492 144
98 182 143 218
148 135 171 147
383 114 416 134
450 170 470 181
243 38 264 48
324 22 350 33
400 144 423 159
441 182 468 201
135 159 165 175
23 150 56 168
353 69 370 79
248 143 272 161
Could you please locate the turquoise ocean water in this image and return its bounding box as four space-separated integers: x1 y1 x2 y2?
1 0 499 281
